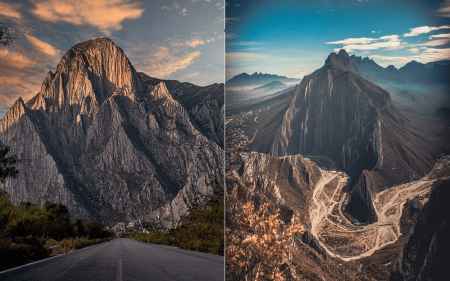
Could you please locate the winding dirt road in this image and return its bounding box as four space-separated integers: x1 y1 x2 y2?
307 156 445 261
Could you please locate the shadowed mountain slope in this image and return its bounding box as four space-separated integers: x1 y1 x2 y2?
0 38 224 233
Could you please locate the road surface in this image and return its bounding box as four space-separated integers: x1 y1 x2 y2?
0 238 224 281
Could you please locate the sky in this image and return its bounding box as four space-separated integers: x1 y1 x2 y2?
225 0 450 81
0 0 224 117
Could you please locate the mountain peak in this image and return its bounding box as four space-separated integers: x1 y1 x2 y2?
338 49 349 58
34 37 141 113
0 97 26 132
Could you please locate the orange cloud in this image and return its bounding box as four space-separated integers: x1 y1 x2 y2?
185 38 204 47
30 0 144 35
134 46 201 78
0 1 22 19
0 50 37 68
25 35 59 56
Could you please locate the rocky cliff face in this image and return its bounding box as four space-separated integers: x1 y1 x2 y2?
345 170 378 223
390 178 450 281
0 38 224 232
237 49 448 224
229 152 321 225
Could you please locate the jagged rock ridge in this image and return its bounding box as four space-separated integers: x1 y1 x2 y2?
0 38 224 232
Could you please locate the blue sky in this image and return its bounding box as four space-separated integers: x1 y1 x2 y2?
0 0 224 117
226 0 450 81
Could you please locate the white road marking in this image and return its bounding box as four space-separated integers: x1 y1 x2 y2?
116 259 123 281
134 240 224 266
56 253 93 280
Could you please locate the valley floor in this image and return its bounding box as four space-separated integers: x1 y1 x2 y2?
309 156 449 261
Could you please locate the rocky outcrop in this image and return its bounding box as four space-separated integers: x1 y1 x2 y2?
0 38 224 232
345 170 378 223
390 178 450 281
229 152 322 229
139 73 224 148
265 49 391 175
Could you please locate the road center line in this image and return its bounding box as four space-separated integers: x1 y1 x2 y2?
116 259 123 281
56 253 93 280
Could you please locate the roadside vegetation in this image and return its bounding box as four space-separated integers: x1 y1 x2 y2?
128 188 224 256
0 190 114 270
0 142 114 271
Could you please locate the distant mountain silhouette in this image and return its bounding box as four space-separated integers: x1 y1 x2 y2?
226 72 300 87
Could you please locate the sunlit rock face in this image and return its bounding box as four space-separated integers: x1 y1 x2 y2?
0 38 224 233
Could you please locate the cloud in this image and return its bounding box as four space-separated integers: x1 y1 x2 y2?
326 37 378 45
0 46 60 118
403 25 450 37
327 35 401 52
179 7 188 16
30 0 145 35
438 0 450 17
191 0 212 2
25 35 59 56
429 33 450 39
225 33 237 39
416 38 450 46
184 38 204 47
226 52 266 67
0 1 22 19
226 17 241 24
130 45 201 78
0 49 37 68
370 47 450 66
184 72 199 78
206 37 216 43
168 36 205 48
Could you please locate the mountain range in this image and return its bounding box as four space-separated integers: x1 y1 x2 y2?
226 72 300 88
226 49 450 279
0 38 224 233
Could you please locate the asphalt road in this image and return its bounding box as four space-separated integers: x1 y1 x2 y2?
0 238 224 281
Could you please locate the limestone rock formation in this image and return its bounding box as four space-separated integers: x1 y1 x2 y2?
0 38 224 233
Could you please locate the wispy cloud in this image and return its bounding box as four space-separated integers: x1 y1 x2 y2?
327 37 378 45
226 33 237 39
162 2 180 10
438 0 450 17
414 38 450 46
30 0 145 35
183 72 199 78
25 35 59 56
429 33 450 39
326 35 402 52
179 7 188 16
131 45 201 78
0 1 22 19
371 47 450 66
403 25 450 37
226 17 241 24
226 52 266 67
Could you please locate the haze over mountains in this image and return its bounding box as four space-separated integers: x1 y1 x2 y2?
226 49 450 279
226 72 300 88
0 38 224 233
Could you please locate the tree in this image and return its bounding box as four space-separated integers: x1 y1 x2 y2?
226 202 305 281
0 20 18 48
0 141 18 184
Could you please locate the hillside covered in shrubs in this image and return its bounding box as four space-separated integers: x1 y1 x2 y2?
0 189 114 270
128 188 224 256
